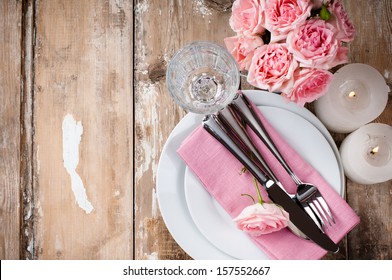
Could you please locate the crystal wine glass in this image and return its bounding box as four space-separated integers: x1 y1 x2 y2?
166 41 240 114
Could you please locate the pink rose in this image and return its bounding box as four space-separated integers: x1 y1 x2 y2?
287 18 348 69
312 0 329 9
247 43 298 93
229 0 266 36
329 0 355 42
233 203 289 236
284 68 333 106
224 35 264 71
265 0 312 43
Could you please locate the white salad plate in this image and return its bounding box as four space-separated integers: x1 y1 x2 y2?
156 90 345 260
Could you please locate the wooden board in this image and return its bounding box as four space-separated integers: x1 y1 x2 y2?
0 0 22 260
343 0 392 260
32 0 133 259
134 0 234 260
0 0 390 260
133 0 391 260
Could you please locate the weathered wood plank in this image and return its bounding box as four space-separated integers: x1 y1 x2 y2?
345 0 392 87
0 0 22 260
33 0 133 259
305 0 392 260
134 0 234 260
343 0 392 260
135 0 391 260
20 0 36 260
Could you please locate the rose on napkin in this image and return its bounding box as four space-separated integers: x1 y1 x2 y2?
233 175 289 236
225 0 355 106
234 203 290 236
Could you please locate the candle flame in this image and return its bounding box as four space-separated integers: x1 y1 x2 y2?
370 146 379 155
348 91 356 98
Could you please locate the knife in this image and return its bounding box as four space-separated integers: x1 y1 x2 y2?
217 106 280 184
230 92 294 177
216 108 308 239
229 93 325 231
202 115 339 253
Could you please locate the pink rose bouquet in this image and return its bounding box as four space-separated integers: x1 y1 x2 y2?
230 0 266 36
224 35 264 71
265 0 312 43
285 68 333 106
225 0 355 106
247 43 297 93
329 0 355 42
286 18 348 69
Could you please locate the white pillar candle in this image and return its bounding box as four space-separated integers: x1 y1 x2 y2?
340 123 392 184
314 64 389 133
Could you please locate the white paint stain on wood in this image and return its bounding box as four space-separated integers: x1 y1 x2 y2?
151 188 158 218
25 203 32 220
36 201 43 218
146 252 158 260
384 69 390 80
137 220 144 240
134 82 160 182
36 145 40 175
194 0 212 17
135 0 149 14
62 114 94 214
27 238 33 255
55 234 63 252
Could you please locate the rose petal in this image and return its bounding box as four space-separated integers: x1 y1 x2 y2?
233 203 290 236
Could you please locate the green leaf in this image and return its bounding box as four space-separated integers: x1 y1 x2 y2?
320 5 331 21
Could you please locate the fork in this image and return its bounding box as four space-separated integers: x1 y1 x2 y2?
230 93 336 230
217 107 316 235
214 111 307 239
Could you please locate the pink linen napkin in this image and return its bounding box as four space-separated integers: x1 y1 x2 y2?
177 95 360 260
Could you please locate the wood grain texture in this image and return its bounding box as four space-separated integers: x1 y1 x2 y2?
0 0 390 260
134 0 391 260
342 0 392 260
345 0 392 87
0 0 22 260
134 0 234 260
33 0 133 259
20 0 35 260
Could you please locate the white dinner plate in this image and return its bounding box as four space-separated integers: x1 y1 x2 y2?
184 106 341 260
156 90 345 260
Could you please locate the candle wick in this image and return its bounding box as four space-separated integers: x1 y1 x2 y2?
370 146 379 155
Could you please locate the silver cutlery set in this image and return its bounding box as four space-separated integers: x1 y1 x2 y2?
202 92 339 253
166 42 341 254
